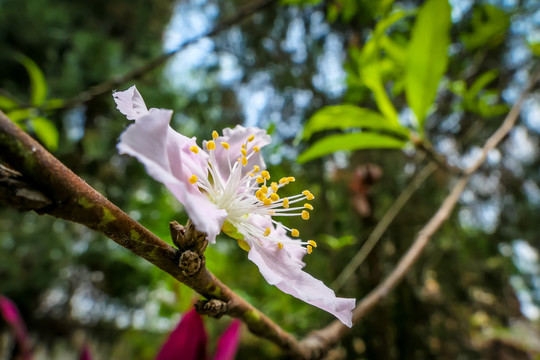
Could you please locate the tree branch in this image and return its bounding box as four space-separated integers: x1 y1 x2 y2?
0 110 309 358
299 65 540 355
60 0 277 109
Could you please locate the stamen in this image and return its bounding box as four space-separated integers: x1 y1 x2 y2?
189 175 198 184
256 176 265 184
291 229 299 237
221 142 230 149
253 146 260 152
261 185 268 194
242 156 248 166
253 165 260 173
283 198 289 208
270 193 279 201
241 149 247 156
189 146 199 154
263 227 271 236
248 134 255 142
279 177 288 185
261 171 270 180
308 240 317 248
263 198 272 206
207 141 216 151
271 182 278 192
287 177 296 182
301 210 310 220
278 242 284 249
212 130 218 139
307 245 313 254
304 203 313 210
302 190 315 200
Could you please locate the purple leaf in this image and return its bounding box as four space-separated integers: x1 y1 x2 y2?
156 309 208 360
213 320 241 360
0 295 32 360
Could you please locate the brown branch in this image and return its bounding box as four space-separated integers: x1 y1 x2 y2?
332 161 437 291
60 0 277 109
299 65 540 355
0 110 311 358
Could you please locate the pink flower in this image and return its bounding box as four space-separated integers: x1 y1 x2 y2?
114 86 355 327
0 295 32 360
156 308 241 360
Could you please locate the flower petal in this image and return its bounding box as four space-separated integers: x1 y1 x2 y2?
156 309 207 360
0 295 32 360
244 218 355 327
118 108 227 242
210 125 271 179
213 320 242 360
113 86 148 120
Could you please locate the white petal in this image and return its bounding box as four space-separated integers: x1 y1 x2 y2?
113 86 149 120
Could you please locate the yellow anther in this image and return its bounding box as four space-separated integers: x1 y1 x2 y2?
283 198 289 209
253 165 260 173
301 210 310 220
249 173 255 177
241 144 246 149
304 203 313 210
253 146 260 152
256 176 265 184
271 182 278 192
261 170 270 180
241 148 247 156
287 177 296 182
189 175 198 184
206 141 216 151
255 190 263 199
279 177 288 184
307 245 313 254
308 240 317 248
291 229 299 237
263 198 272 206
212 130 218 139
263 227 271 236
248 134 255 142
242 156 248 166
278 242 284 250
302 190 315 200
189 146 199 154
261 185 268 194
270 193 280 201
221 142 230 149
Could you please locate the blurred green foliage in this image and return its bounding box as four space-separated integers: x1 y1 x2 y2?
1 0 540 359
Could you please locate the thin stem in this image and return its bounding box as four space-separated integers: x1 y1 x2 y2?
332 161 437 291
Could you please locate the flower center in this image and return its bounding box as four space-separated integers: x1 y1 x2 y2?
188 130 317 254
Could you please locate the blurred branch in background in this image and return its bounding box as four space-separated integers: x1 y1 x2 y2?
59 0 278 110
299 64 540 355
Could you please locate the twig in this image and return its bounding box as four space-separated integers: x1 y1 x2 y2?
60 0 277 109
299 65 540 355
332 161 437 291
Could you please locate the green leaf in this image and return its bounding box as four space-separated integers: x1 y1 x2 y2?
298 132 406 163
43 99 65 110
361 63 399 125
14 53 48 106
461 5 510 50
6 108 34 122
465 70 499 101
30 117 59 151
303 105 408 140
405 0 451 131
0 96 19 111
319 234 355 250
